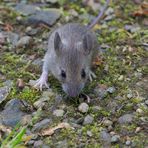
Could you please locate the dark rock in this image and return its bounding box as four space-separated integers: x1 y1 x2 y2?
32 118 52 132
100 130 111 147
15 3 40 15
27 9 61 26
75 117 84 125
0 99 29 127
118 114 134 125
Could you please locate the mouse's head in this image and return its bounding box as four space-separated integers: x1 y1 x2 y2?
53 32 94 97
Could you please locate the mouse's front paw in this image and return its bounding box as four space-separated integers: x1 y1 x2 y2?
89 70 96 81
34 78 49 91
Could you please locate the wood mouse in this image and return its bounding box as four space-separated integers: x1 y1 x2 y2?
34 0 110 97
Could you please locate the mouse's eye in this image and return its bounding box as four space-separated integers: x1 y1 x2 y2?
81 69 86 79
61 70 66 78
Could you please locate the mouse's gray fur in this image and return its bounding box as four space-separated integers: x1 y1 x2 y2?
34 0 110 97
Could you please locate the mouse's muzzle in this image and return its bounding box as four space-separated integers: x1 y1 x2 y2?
62 82 84 97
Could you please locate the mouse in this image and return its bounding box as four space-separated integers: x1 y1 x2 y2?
34 0 110 97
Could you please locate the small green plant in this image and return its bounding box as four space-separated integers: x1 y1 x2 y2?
0 124 26 148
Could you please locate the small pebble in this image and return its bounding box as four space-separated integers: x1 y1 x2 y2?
110 131 116 136
108 125 113 131
127 93 133 99
107 87 116 94
100 130 111 146
87 131 93 137
118 75 124 81
26 26 32 32
125 140 131 146
136 108 143 114
103 119 113 127
135 127 141 133
83 115 94 125
111 135 120 143
78 102 89 113
53 109 64 117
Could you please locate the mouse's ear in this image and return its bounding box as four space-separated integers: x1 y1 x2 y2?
54 32 62 53
83 34 93 55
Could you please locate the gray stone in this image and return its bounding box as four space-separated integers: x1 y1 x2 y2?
111 135 120 143
94 85 108 99
107 101 118 114
27 9 61 26
32 118 52 132
78 102 89 113
4 32 19 46
53 109 64 117
118 114 134 125
16 36 32 48
100 130 111 147
83 115 94 125
15 3 40 15
0 99 28 127
0 86 10 104
34 140 43 148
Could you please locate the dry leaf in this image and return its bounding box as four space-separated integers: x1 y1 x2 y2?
41 122 73 136
0 125 12 134
4 23 13 32
93 56 103 66
133 2 148 16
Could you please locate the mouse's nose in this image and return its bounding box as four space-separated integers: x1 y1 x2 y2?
62 83 84 97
